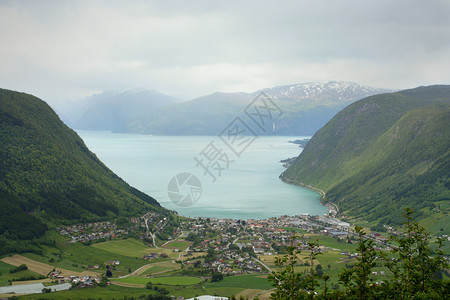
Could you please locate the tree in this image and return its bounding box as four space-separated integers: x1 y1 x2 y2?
211 272 223 282
98 275 109 287
316 264 323 278
383 208 448 298
339 226 378 300
106 268 112 277
268 237 321 299
304 241 322 292
268 236 304 299
322 274 330 298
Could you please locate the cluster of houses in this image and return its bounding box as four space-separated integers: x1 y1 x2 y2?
49 271 103 288
143 253 168 260
56 222 129 243
104 259 120 266
180 213 356 255
56 211 177 244
184 249 263 275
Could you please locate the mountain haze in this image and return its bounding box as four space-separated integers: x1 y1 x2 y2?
0 89 163 253
118 81 391 135
61 89 180 131
281 85 450 229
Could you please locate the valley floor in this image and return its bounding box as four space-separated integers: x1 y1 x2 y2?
1 211 447 299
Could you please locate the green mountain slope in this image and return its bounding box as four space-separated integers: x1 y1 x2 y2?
281 85 450 228
0 89 163 251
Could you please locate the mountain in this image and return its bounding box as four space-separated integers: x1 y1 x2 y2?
0 89 164 253
281 85 450 229
120 91 250 135
118 81 391 136
60 89 180 131
262 81 387 103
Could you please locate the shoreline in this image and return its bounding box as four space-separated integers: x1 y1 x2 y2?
279 175 339 217
279 176 326 199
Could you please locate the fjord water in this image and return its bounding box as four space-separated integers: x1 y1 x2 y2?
78 131 327 219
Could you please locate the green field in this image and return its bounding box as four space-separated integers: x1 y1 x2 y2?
20 284 204 299
21 232 151 277
115 275 202 286
164 240 192 250
0 261 45 287
305 234 358 251
205 275 273 290
140 264 176 276
92 238 151 258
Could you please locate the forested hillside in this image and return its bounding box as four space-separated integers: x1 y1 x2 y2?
281 85 450 228
0 89 163 253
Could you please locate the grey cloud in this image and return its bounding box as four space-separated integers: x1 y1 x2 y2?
0 0 449 103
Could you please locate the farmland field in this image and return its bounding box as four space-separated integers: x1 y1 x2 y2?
259 253 308 262
163 240 192 250
92 238 151 258
205 274 273 290
138 261 179 276
20 231 152 276
1 255 100 277
0 261 48 287
115 275 202 286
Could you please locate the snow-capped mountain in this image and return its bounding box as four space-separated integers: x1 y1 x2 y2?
261 81 392 102
116 81 393 135
62 81 393 135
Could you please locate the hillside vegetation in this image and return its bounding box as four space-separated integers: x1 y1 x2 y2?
282 85 450 227
0 89 163 254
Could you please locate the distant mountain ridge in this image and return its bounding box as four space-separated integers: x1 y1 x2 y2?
262 81 388 102
281 85 450 230
0 89 164 253
61 89 180 131
115 81 391 135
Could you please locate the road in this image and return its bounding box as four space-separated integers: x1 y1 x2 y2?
144 217 159 248
252 257 272 273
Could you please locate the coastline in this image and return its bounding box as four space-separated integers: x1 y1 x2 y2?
279 175 339 217
279 176 326 199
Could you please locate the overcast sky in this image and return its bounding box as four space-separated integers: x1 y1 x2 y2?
1 0 449 105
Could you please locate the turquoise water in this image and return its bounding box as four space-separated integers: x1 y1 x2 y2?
77 131 327 219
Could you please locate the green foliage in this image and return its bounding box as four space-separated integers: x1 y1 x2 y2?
339 226 378 299
152 285 169 295
383 208 448 298
12 274 46 281
268 209 449 299
370 223 387 233
211 272 224 282
268 238 321 299
9 264 27 273
105 269 112 277
205 274 272 290
282 85 450 227
98 275 109 287
0 89 165 254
